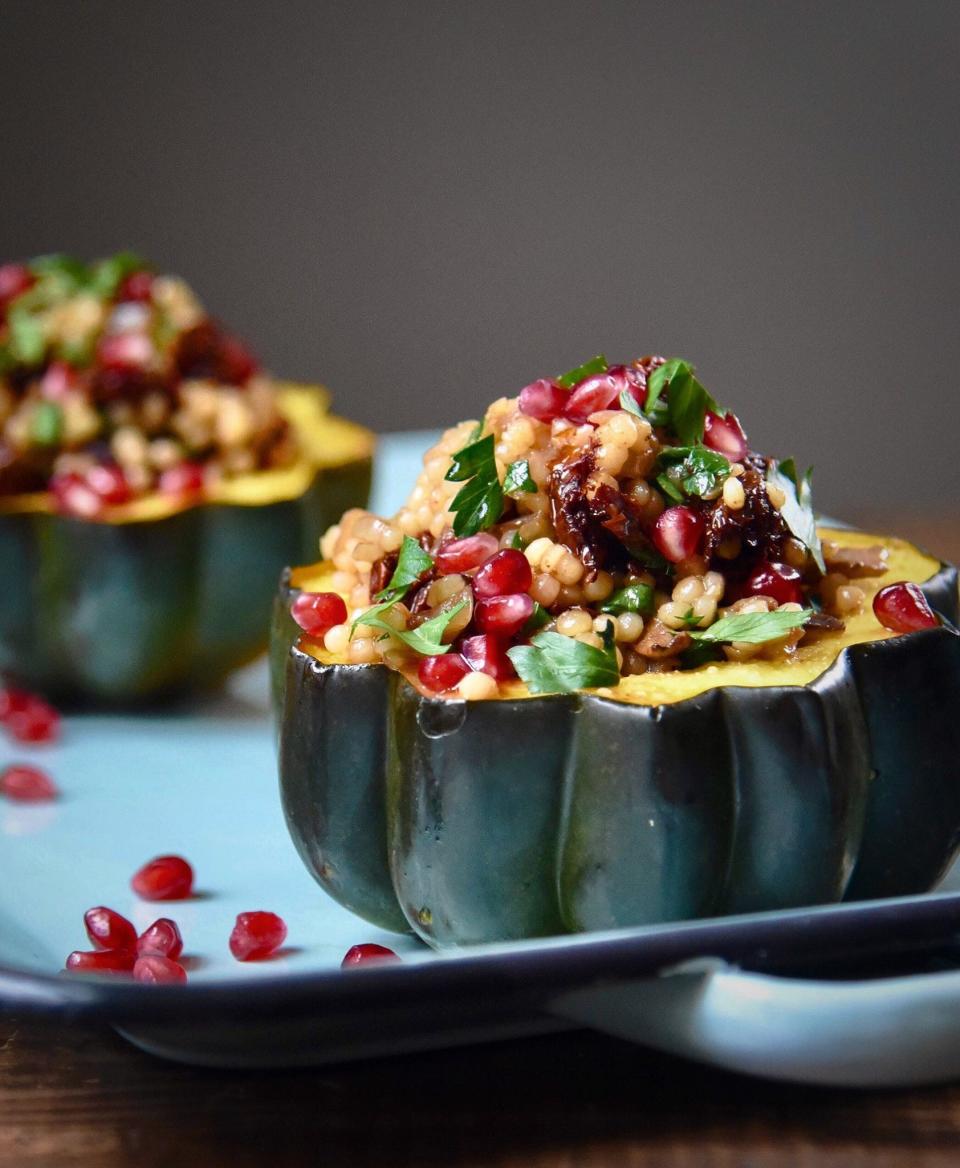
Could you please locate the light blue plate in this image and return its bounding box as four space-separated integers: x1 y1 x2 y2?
3 431 960 1082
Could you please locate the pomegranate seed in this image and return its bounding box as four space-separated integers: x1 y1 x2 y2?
436 532 500 575
341 943 401 968
4 694 60 744
134 955 188 984
217 334 259 384
40 361 79 400
0 688 29 722
291 591 348 637
84 906 138 952
418 652 470 694
518 378 568 422
653 506 705 563
131 855 194 901
50 471 104 519
85 464 132 506
117 270 154 302
0 764 59 802
97 331 155 373
137 918 184 960
873 582 938 634
460 633 516 681
704 411 749 460
65 949 135 975
564 365 645 423
0 263 35 306
229 911 287 961
473 549 533 599
475 593 534 638
158 462 206 497
742 561 803 606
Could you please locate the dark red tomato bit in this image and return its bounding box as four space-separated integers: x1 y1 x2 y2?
742 561 803 606
117 270 154 303
229 911 287 961
4 693 60 744
84 906 138 952
704 411 749 461
97 331 155 374
341 943 400 968
65 948 135 975
131 855 194 901
564 365 645 423
133 955 188 984
418 652 469 694
460 633 516 681
873 582 939 634
472 549 532 599
291 591 349 636
137 918 184 960
0 764 59 801
518 378 568 422
653 506 705 564
474 593 534 639
158 462 206 497
436 532 499 575
0 262 35 307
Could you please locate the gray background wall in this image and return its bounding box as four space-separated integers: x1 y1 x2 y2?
1 0 957 514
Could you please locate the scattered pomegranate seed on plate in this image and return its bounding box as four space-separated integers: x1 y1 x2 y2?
137 918 184 960
131 855 194 901
0 764 59 802
0 689 60 745
65 949 135 975
229 911 288 961
873 582 939 634
133 954 188 984
341 943 400 968
83 906 138 952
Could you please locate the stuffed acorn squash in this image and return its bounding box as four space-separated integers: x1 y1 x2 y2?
0 253 372 700
274 355 960 947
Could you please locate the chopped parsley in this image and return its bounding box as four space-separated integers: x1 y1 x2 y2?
30 401 63 446
644 358 722 444
375 535 433 602
691 608 811 645
599 582 655 617
556 354 607 389
355 600 466 656
656 445 731 501
766 458 826 574
503 459 537 496
445 433 504 536
508 625 620 695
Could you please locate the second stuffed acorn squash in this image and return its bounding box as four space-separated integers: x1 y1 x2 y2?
273 355 960 947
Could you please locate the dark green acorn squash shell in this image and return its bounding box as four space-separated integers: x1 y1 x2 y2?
0 398 372 703
274 558 960 948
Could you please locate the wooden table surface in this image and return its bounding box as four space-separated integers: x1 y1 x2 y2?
3 513 959 1168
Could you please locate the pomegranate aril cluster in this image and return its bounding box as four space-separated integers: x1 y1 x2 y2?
0 687 60 745
65 904 188 983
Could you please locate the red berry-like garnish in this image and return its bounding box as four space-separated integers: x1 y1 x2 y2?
158 462 206 497
84 906 138 952
65 949 135 975
460 633 516 681
4 693 60 744
117 270 154 303
229 911 288 961
133 955 188 984
564 365 645 423
472 549 532 599
40 361 79 401
474 593 534 638
131 855 194 901
518 379 568 422
137 918 184 960
50 472 103 519
85 464 132 506
873 582 939 634
97 331 155 374
418 652 470 694
435 533 500 575
0 263 35 307
291 591 349 637
217 334 259 384
652 506 705 563
704 411 749 461
0 764 59 801
341 943 400 968
742 561 803 606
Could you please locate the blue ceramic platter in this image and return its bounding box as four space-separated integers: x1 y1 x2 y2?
3 432 960 1082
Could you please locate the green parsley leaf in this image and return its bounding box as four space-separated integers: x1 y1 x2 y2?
690 609 812 645
28 253 90 289
766 459 826 574
375 535 433 602
556 354 607 389
599 582 654 617
30 401 63 446
656 445 730 500
465 419 484 444
680 642 724 669
505 529 525 550
444 433 504 537
508 626 620 695
523 601 551 634
7 309 46 365
88 251 147 298
618 387 646 420
668 370 722 447
656 473 685 504
503 459 537 496
355 600 466 656
645 358 689 417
